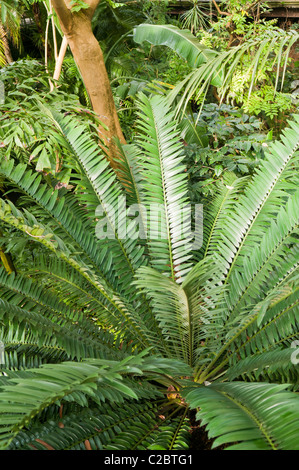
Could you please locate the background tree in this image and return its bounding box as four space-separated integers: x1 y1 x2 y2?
50 0 126 167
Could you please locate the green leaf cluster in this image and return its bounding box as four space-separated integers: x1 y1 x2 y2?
0 92 298 450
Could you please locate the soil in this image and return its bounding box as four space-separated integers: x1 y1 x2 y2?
189 411 216 450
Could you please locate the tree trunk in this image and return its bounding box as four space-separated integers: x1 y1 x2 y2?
51 0 126 168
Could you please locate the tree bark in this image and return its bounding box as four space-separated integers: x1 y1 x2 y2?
51 0 126 167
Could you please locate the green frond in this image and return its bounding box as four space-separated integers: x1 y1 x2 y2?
0 296 123 361
106 413 190 451
9 401 161 450
184 382 299 450
0 196 156 350
195 265 299 383
0 353 192 450
48 110 147 292
228 191 299 317
230 281 299 362
134 266 192 364
200 172 249 259
168 28 299 116
0 341 69 371
136 93 194 283
0 159 118 287
133 23 218 69
226 348 299 385
147 414 191 451
198 114 299 327
115 142 144 207
0 90 298 450
0 355 145 449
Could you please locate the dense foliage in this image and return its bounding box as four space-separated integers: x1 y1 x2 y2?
0 0 298 451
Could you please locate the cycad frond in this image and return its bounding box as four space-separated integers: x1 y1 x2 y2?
0 357 141 449
184 382 299 450
0 296 122 361
47 110 148 296
9 401 161 450
0 159 118 287
226 348 299 385
106 413 190 451
136 93 194 283
228 191 299 317
0 353 191 450
0 94 298 450
207 114 299 287
201 172 249 259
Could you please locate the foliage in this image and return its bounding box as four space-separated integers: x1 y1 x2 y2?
128 14 297 135
0 0 22 65
0 93 298 450
0 59 97 179
92 0 146 78
177 1 299 129
180 0 212 33
244 86 293 123
181 103 269 200
0 0 298 452
142 0 170 25
133 23 220 81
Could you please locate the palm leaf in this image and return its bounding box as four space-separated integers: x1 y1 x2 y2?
133 23 218 68
168 28 299 116
136 93 194 283
184 382 299 450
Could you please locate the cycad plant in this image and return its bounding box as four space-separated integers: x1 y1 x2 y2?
0 94 298 450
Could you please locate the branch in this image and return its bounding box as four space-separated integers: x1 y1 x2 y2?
51 0 72 32
53 36 68 82
49 1 58 61
212 0 231 16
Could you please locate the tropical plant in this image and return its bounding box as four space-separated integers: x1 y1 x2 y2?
0 93 298 450
0 0 22 64
0 58 92 179
180 0 212 33
133 21 299 128
181 103 268 201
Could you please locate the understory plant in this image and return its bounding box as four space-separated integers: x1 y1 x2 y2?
180 103 268 201
0 94 298 450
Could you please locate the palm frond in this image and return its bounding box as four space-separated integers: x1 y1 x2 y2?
9 401 161 450
136 93 194 283
133 23 217 68
168 28 299 116
184 382 299 450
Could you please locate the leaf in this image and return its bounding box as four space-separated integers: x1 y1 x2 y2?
183 382 299 450
36 149 51 171
133 24 217 68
